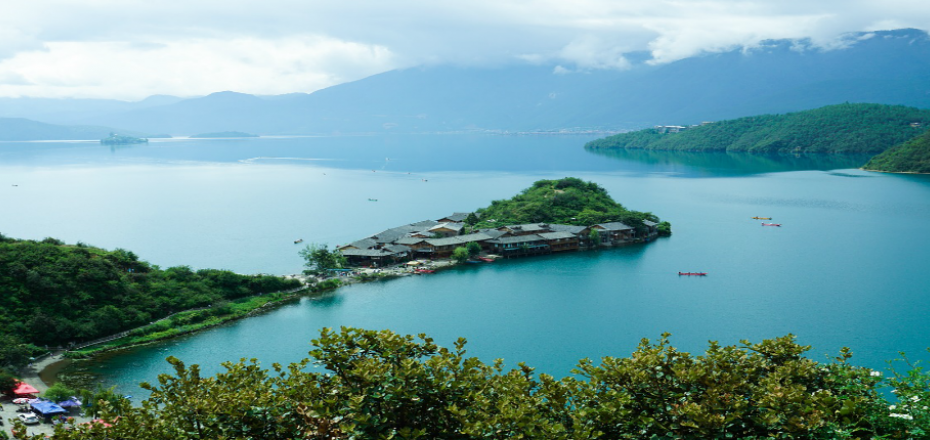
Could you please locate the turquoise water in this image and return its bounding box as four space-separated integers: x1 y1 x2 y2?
1 135 928 394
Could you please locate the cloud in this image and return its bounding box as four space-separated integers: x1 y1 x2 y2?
1 0 930 99
0 36 395 100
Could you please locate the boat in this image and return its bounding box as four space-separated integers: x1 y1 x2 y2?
414 268 434 274
368 198 378 202
761 223 781 227
294 238 304 244
477 257 495 262
678 272 707 276
751 216 772 220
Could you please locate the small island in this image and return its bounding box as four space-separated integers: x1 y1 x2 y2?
189 131 259 138
100 132 148 145
337 178 671 267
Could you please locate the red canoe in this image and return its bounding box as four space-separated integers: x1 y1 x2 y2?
678 272 707 276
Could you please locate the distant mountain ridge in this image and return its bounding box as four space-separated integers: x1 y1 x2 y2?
3 28 930 138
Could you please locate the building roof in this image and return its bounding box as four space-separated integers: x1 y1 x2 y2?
476 228 508 239
595 222 633 231
438 212 471 222
372 221 439 244
643 220 657 227
395 236 427 245
547 224 587 234
489 234 547 244
340 248 406 257
425 233 492 247
339 238 378 250
428 222 464 233
538 231 578 240
500 223 552 233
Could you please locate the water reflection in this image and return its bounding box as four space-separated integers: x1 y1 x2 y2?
584 147 874 177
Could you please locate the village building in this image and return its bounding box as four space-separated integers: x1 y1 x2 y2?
337 216 661 265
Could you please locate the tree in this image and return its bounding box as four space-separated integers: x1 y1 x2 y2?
0 370 18 394
464 212 479 226
452 247 469 264
588 229 601 246
43 382 75 402
298 244 347 276
465 242 481 258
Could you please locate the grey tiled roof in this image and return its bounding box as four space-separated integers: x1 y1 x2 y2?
643 220 657 227
429 222 464 232
548 224 587 234
538 231 577 240
425 233 492 247
489 234 547 244
438 212 471 222
595 222 633 231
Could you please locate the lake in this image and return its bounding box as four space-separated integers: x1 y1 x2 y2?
1 134 927 395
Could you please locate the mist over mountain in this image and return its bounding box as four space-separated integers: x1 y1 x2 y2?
5 29 930 138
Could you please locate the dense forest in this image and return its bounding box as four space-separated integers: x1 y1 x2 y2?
0 235 300 368
30 327 930 440
471 177 669 234
863 129 930 173
584 103 930 155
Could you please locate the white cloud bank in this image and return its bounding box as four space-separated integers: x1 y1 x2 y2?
0 0 928 100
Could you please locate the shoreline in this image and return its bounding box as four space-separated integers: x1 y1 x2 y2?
37 259 461 388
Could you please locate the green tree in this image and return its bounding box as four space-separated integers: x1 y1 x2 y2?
452 246 469 264
0 370 18 394
464 212 479 226
588 228 601 246
43 382 75 402
298 244 347 276
465 242 481 258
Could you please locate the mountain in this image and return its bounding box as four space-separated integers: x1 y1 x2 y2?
863 128 930 173
10 28 930 136
583 103 930 154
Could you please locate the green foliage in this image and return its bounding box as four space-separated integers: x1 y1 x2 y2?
657 221 672 236
864 128 930 173
100 133 147 145
474 177 663 231
43 382 76 402
464 212 480 226
32 328 930 440
0 236 301 349
452 246 470 263
299 243 347 276
0 370 18 394
465 242 481 257
586 103 930 154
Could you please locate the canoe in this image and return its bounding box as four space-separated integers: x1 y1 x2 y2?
761 223 781 227
751 216 772 220
678 272 707 276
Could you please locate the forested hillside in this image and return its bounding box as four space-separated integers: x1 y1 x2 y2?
584 103 930 154
863 129 930 173
473 177 668 234
0 235 300 367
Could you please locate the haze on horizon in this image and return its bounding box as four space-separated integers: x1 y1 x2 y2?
1 0 929 101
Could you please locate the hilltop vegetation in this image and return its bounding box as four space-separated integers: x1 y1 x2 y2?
863 129 930 173
0 234 300 368
472 177 666 233
35 327 930 440
585 103 930 154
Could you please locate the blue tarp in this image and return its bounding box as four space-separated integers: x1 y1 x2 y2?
57 399 81 408
31 400 68 416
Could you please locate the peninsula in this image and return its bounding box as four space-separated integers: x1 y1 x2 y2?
584 103 930 155
338 178 670 266
863 128 930 173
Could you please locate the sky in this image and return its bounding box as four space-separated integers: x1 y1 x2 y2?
0 0 928 101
